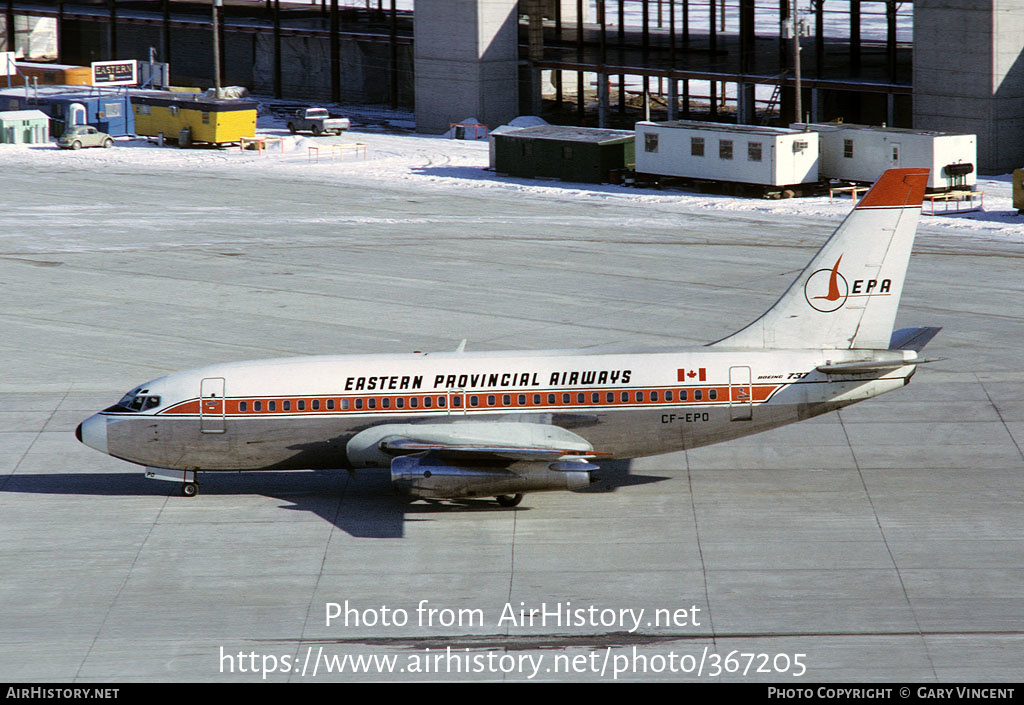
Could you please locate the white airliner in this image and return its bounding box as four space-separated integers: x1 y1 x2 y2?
77 168 939 506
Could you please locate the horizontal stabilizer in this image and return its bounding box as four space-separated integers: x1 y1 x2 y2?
889 326 942 352
816 357 937 374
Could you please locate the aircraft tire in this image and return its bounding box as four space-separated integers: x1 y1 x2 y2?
495 494 523 507
182 482 199 498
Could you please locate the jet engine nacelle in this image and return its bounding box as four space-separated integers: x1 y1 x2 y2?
391 452 593 499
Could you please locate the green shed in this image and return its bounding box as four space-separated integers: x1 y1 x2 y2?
0 110 50 145
493 125 635 184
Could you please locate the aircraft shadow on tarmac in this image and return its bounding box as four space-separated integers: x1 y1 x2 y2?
0 461 667 539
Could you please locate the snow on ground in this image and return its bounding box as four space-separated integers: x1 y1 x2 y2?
1 105 1020 250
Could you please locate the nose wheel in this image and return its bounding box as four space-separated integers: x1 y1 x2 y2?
182 481 199 497
495 494 523 507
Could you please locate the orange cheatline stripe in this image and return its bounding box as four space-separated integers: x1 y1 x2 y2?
155 384 785 417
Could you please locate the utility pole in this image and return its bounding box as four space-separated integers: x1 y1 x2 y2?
212 0 222 97
787 0 805 123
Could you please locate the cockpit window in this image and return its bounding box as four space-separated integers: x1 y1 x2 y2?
105 387 160 413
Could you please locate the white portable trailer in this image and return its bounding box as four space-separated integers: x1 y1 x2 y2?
792 122 977 191
635 120 819 195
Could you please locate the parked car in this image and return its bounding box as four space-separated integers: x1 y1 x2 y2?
287 108 350 136
59 125 114 150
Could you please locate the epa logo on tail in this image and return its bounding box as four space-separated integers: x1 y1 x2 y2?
804 254 893 313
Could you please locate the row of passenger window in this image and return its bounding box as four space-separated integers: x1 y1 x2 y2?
233 388 721 414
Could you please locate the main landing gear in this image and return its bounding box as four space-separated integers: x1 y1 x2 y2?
144 467 200 497
495 494 523 507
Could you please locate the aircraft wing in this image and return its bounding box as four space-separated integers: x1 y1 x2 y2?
379 437 600 461
348 421 605 467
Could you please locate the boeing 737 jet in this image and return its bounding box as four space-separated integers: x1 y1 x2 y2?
77 168 939 506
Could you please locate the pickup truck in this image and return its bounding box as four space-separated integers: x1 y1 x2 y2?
287 108 350 136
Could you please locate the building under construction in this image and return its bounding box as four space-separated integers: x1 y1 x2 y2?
1 1 1022 172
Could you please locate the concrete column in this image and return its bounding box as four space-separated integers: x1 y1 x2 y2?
913 0 1024 173
415 0 519 133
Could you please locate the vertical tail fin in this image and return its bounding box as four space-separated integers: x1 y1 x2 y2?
711 168 930 350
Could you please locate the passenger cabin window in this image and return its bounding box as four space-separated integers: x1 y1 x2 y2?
297 400 306 411
709 389 718 400
253 401 262 412
423 396 432 408
396 398 405 409
239 401 247 412
409 398 419 408
282 401 291 411
694 390 703 401
312 400 320 410
651 391 659 402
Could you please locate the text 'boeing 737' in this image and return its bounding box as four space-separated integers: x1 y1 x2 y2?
77 168 940 507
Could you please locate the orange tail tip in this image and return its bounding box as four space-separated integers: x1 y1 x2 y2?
855 168 930 209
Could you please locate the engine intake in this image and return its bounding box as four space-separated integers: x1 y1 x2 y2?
391 452 593 499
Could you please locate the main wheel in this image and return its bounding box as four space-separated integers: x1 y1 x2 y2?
182 482 199 497
495 494 523 507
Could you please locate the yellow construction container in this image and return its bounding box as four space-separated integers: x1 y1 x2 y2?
132 93 257 146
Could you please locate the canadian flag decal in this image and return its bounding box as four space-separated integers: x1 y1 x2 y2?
677 368 706 382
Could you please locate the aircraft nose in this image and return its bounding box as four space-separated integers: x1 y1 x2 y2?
76 414 108 455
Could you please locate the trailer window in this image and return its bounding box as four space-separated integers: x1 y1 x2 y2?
691 137 704 157
719 140 733 160
747 142 762 162
844 139 854 158
644 133 658 153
